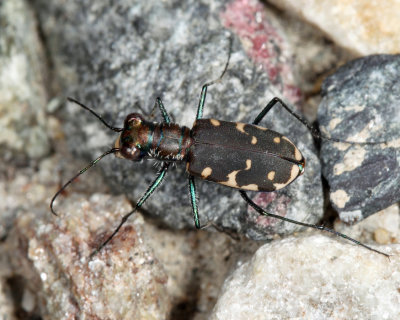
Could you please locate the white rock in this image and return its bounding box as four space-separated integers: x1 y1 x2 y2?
267 0 400 55
212 234 400 319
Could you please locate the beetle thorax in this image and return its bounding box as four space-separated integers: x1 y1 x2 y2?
115 113 193 162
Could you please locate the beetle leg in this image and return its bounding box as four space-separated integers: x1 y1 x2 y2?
155 97 171 124
253 97 306 126
195 36 233 120
256 97 387 145
239 190 389 257
89 162 170 258
254 97 323 140
188 175 201 229
200 221 241 240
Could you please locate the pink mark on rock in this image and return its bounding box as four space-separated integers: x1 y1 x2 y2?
220 0 301 105
248 192 291 227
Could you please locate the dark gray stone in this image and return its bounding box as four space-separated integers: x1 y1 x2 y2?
318 55 400 223
32 0 323 239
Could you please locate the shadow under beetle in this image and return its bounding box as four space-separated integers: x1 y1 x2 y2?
51 38 389 258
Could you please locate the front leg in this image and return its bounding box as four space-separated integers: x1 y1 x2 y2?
155 97 171 124
90 162 170 257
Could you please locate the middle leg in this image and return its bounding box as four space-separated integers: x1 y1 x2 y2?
195 36 233 120
188 175 201 229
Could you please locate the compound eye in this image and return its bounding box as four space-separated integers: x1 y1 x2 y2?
120 144 142 161
124 113 144 128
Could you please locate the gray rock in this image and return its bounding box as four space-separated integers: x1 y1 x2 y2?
32 0 324 240
0 0 50 162
318 55 400 223
211 234 400 320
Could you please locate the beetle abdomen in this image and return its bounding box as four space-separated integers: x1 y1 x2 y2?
187 119 305 191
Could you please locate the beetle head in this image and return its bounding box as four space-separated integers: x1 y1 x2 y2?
115 113 145 161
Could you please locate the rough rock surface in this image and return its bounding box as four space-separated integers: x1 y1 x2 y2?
267 0 400 55
0 0 50 162
7 194 171 319
318 55 400 222
211 234 400 320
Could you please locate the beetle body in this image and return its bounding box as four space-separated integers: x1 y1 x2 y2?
51 34 389 258
116 114 305 192
53 95 388 258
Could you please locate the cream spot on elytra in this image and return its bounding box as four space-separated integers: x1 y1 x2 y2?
220 170 240 188
273 165 299 190
267 171 275 181
245 159 251 170
201 167 212 178
236 123 248 134
241 184 258 191
294 147 302 161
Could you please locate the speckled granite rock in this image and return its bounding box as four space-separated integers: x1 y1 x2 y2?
267 0 400 55
211 234 400 320
0 0 50 162
318 55 400 223
7 194 171 319
31 0 324 240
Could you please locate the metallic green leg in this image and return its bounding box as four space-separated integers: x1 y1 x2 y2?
188 175 201 229
90 163 170 258
137 163 169 207
195 36 233 120
191 36 233 229
155 97 171 124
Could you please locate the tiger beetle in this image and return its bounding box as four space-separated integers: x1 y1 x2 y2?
51 38 389 258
